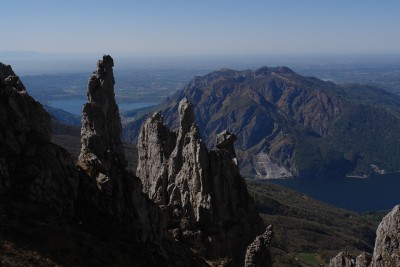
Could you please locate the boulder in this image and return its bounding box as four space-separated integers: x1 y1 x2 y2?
356 252 372 267
329 251 355 267
370 205 400 266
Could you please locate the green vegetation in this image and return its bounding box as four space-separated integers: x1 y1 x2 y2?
327 104 400 175
246 180 383 265
154 66 400 178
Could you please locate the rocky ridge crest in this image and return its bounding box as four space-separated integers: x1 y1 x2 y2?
0 62 78 218
137 98 265 265
126 67 400 179
0 57 206 266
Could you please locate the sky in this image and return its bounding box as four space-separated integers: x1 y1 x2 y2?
1 0 400 57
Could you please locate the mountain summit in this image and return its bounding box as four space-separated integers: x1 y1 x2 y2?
134 66 400 178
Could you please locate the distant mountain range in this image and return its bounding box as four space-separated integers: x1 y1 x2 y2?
124 66 400 178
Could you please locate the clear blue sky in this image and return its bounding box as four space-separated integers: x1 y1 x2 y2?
1 0 400 56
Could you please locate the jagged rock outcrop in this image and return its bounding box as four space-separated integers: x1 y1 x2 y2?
370 205 400 266
244 225 273 267
330 205 400 267
77 55 163 242
137 98 265 265
329 251 356 267
356 252 372 267
0 58 208 266
0 62 78 218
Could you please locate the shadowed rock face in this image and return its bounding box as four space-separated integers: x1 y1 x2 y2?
0 63 78 218
79 55 126 179
137 98 264 265
0 58 208 266
371 205 400 266
77 55 163 242
356 252 372 267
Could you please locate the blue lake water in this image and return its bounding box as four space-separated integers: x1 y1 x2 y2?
261 172 400 212
48 98 158 115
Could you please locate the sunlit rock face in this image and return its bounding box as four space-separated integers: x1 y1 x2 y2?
137 98 264 265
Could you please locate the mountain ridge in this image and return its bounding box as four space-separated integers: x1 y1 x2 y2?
124 66 400 178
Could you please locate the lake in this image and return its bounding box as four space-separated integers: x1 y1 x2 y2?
260 172 400 212
48 98 158 115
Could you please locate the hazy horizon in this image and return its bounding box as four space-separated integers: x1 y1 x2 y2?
2 1 400 56
2 50 400 76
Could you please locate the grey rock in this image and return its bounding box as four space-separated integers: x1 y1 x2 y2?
329 251 355 267
137 98 264 265
0 59 207 266
355 252 372 267
371 204 400 267
244 225 273 267
136 112 176 203
77 55 163 242
0 62 78 218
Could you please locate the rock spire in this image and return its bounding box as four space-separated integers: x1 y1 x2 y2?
0 63 78 218
244 225 274 267
77 55 162 241
137 98 265 265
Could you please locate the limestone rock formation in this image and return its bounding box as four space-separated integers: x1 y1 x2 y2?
244 225 274 267
329 251 355 267
78 55 126 180
0 62 78 218
77 55 163 242
370 204 400 266
137 98 264 265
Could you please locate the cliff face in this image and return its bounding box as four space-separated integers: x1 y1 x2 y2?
137 98 265 265
0 63 78 218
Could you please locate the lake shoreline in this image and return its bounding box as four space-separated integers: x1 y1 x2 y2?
254 172 400 212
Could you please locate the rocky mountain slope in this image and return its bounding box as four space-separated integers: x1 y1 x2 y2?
329 204 400 267
0 58 205 266
125 67 400 178
0 57 275 266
